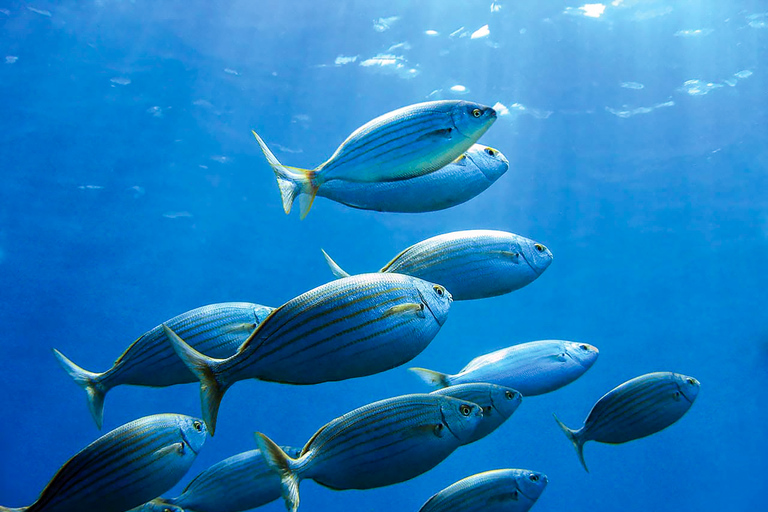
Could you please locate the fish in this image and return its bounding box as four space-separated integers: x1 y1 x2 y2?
253 393 484 512
418 468 548 512
411 340 599 396
431 383 522 443
553 371 700 472
52 302 274 429
0 414 206 512
322 230 553 300
166 274 452 434
297 144 509 213
252 100 497 218
129 447 302 512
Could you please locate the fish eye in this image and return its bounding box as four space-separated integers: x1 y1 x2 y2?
529 474 540 482
472 108 482 118
687 378 696 385
460 404 472 416
433 285 444 296
580 344 589 351
193 420 203 432
534 243 545 252
484 147 496 156
505 390 515 400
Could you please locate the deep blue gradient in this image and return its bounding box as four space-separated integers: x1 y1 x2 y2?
1 1 766 511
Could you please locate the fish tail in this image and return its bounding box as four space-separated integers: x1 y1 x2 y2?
320 249 351 278
163 324 229 436
254 432 302 512
553 413 589 472
52 348 108 429
409 367 451 388
251 129 319 219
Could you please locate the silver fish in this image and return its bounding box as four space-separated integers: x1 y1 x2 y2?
129 447 301 512
418 469 548 512
0 414 206 512
322 230 553 300
53 302 273 429
166 274 452 434
300 144 508 213
253 100 497 218
554 371 700 471
253 393 483 512
412 340 599 396
431 383 522 443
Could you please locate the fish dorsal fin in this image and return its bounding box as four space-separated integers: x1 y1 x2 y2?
321 248 351 279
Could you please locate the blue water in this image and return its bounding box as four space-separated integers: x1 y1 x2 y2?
1 1 766 510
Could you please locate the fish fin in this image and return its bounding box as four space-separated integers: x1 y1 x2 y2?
384 302 425 318
417 127 454 141
254 432 301 512
553 413 589 472
251 130 318 217
52 348 108 429
320 249 351 279
153 442 185 458
408 367 451 388
163 325 229 436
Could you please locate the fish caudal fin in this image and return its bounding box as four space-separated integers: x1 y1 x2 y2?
163 324 229 436
251 130 319 219
553 413 589 472
409 367 451 388
320 249 351 279
254 432 302 512
52 348 108 429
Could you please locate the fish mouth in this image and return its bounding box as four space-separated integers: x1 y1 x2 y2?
179 428 198 455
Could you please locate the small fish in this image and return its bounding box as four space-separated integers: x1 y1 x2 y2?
295 144 508 213
253 100 497 218
253 394 483 512
411 340 599 396
418 469 548 512
431 383 522 443
553 371 700 472
53 302 274 429
322 230 553 300
1 414 206 512
166 274 452 434
130 447 302 512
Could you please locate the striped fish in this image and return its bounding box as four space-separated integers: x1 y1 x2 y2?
322 230 553 300
411 340 599 396
253 394 483 512
300 144 508 213
418 469 548 512
0 414 206 512
431 383 522 443
52 302 274 429
554 371 700 472
130 447 301 512
166 274 452 434
253 100 497 218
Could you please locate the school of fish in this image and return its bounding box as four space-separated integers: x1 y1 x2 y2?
2 100 700 512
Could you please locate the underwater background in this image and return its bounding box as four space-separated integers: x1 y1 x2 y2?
1 0 766 510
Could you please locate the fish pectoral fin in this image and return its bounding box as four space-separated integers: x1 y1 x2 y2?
416 127 454 142
153 442 185 459
488 491 520 503
383 302 425 318
488 250 520 263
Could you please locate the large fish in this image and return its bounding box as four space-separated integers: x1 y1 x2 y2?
554 371 700 472
129 447 301 512
294 144 508 213
418 469 548 512
322 230 553 300
52 302 274 429
411 340 599 396
253 394 483 512
253 100 497 218
0 414 206 512
431 383 522 443
166 274 452 434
